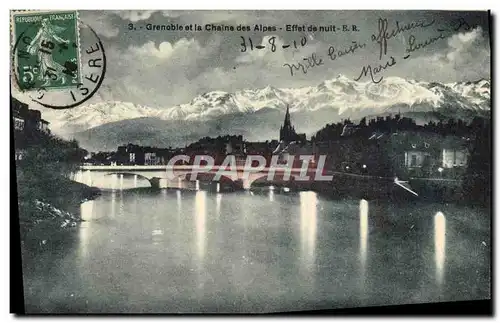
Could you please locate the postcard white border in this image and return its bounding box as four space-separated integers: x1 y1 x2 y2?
2 1 496 322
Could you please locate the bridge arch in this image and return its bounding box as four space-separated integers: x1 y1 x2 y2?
184 172 243 191
80 166 311 191
249 173 301 189
100 171 245 190
104 172 159 188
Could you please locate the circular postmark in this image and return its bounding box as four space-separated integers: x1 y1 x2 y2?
11 11 106 109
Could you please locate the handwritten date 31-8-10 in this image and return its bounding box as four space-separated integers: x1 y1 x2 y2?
240 36 307 52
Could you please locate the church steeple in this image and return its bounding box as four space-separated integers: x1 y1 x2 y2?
278 104 306 143
280 105 297 142
284 105 291 128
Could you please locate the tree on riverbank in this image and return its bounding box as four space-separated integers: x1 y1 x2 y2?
13 113 97 235
462 117 491 206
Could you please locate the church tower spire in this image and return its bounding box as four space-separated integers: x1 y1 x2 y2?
284 105 291 128
278 104 306 143
280 104 297 142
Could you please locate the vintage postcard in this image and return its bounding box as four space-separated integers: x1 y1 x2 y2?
10 10 491 314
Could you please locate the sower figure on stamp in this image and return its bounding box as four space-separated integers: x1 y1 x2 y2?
26 18 70 84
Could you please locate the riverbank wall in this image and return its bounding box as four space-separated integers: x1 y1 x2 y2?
274 173 488 206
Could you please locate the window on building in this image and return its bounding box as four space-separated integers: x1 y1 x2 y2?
14 118 24 130
455 150 468 167
442 149 454 168
410 155 417 167
15 151 24 160
442 149 468 168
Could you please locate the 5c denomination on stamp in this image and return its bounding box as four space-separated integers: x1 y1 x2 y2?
11 10 106 109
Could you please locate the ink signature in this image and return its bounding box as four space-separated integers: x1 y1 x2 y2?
405 33 446 54
357 17 479 83
354 56 398 84
371 18 435 60
403 17 477 57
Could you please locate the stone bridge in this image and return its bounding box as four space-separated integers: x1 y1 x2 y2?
79 165 418 197
79 165 328 190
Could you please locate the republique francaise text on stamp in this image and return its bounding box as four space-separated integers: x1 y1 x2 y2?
11 10 106 109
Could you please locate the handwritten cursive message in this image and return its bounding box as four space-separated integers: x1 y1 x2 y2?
371 18 435 60
352 17 477 83
354 56 400 84
283 41 366 77
281 16 479 83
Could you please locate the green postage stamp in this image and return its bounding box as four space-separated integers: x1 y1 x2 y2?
12 11 81 91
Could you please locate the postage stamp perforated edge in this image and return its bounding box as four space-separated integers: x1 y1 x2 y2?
10 10 82 94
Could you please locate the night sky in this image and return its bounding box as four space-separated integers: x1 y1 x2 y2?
17 10 493 109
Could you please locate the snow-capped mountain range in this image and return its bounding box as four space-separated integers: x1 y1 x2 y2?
35 75 490 135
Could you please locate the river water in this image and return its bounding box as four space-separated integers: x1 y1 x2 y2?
20 174 491 313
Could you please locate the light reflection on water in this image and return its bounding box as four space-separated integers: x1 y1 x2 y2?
177 190 182 215
76 170 93 186
359 199 369 277
80 199 94 222
152 191 164 245
269 187 275 202
434 211 446 285
216 193 222 218
79 199 94 262
110 191 116 218
23 173 489 313
299 191 317 272
195 191 207 261
119 190 124 216
111 174 117 190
